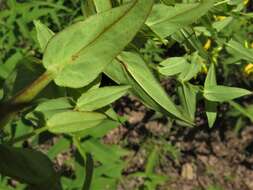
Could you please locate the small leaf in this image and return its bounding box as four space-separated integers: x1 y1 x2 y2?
229 101 253 122
178 83 198 121
158 57 189 76
43 0 154 88
47 111 106 133
34 20 54 52
76 86 130 111
145 148 159 176
205 100 217 128
204 63 217 88
204 85 252 102
204 63 217 128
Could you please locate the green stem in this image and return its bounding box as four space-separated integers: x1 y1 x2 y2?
0 71 54 129
11 71 54 104
9 126 49 145
83 153 94 190
214 0 229 6
73 136 94 190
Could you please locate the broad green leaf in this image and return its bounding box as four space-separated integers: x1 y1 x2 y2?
47 111 106 133
34 20 55 52
0 144 59 189
76 86 130 111
146 0 214 38
204 85 252 102
93 0 112 12
204 63 217 128
118 52 191 123
158 57 189 76
43 0 154 88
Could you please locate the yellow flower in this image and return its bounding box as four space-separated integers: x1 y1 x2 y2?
244 0 249 6
201 64 208 74
244 63 253 75
214 15 227 21
204 39 212 51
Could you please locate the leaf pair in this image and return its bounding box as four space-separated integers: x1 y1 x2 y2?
105 52 193 124
30 85 129 134
204 63 252 128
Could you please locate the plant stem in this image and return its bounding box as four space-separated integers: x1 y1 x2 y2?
11 71 54 104
214 0 229 6
0 71 54 129
73 136 94 190
83 153 94 190
9 126 50 145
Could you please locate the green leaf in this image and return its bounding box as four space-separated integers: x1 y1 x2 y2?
158 57 189 76
43 0 154 88
0 52 23 80
47 111 106 133
205 101 217 128
76 86 130 111
34 20 55 52
178 83 198 121
81 138 128 164
104 58 166 114
226 39 253 62
229 101 253 122
103 59 129 84
213 16 233 32
47 137 71 160
0 144 59 189
178 52 202 82
204 63 217 88
93 0 112 12
204 63 217 128
146 0 214 38
145 148 159 176
76 119 120 138
118 52 192 124
26 98 73 122
204 85 252 102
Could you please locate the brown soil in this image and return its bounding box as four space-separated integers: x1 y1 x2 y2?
103 96 253 190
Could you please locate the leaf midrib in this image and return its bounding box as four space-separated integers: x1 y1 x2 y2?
67 0 138 65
